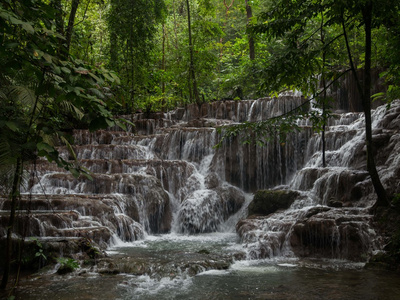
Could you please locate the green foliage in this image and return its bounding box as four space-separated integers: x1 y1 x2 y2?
1 1 129 287
57 257 80 269
106 0 167 112
56 257 80 274
0 0 125 179
12 0 396 113
18 237 48 270
379 24 400 102
31 237 47 262
215 0 399 157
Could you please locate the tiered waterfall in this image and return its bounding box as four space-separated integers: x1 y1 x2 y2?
1 94 400 262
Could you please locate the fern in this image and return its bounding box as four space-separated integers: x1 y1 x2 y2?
59 100 85 120
8 86 36 108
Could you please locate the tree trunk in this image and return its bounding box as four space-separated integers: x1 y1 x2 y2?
343 4 388 208
162 23 166 108
129 4 135 113
361 3 388 208
0 159 22 290
109 32 118 70
50 0 64 57
172 0 179 49
320 12 326 168
220 0 234 58
65 0 80 56
186 0 201 105
245 0 255 60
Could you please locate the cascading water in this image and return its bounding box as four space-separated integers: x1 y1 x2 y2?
236 99 400 261
2 95 398 251
3 95 400 299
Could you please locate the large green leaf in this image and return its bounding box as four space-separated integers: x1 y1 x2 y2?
21 23 34 34
5 121 19 132
36 142 54 153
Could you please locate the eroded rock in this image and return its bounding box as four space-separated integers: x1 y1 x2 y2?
178 185 245 233
248 190 300 216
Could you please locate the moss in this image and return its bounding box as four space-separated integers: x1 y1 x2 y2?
248 189 299 216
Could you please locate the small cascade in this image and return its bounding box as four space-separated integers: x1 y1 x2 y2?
1 95 399 264
212 128 312 191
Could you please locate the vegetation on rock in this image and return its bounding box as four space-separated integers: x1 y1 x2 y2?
248 190 299 216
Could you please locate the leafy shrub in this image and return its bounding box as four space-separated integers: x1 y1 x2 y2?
56 257 80 274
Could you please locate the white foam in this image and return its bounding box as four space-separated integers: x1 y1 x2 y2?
277 263 297 267
122 274 193 299
196 269 229 276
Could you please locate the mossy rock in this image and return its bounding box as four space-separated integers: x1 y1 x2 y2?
198 249 210 255
57 264 76 275
248 190 299 216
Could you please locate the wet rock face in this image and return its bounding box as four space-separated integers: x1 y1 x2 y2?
177 185 245 234
212 129 312 192
373 104 400 198
312 169 370 205
27 172 172 235
237 207 377 261
236 215 292 259
216 185 246 216
289 208 376 261
0 195 145 247
95 250 233 278
145 189 172 234
248 190 300 216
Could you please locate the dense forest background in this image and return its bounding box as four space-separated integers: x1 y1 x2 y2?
2 0 399 115
58 0 400 110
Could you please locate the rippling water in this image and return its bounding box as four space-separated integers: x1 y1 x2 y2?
14 233 400 300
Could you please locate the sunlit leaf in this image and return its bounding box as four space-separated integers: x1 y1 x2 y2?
21 23 34 34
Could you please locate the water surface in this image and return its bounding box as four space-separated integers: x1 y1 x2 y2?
14 233 400 300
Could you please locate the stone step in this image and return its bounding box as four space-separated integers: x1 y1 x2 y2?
307 129 358 153
35 158 194 175
290 167 371 205
0 209 75 215
29 161 196 199
0 201 141 246
72 129 136 145
0 194 116 213
57 144 154 160
29 172 169 195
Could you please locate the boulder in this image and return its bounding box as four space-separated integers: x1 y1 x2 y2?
289 208 375 261
216 185 246 217
248 190 299 216
237 205 376 261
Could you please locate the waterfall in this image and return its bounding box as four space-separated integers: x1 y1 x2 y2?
2 95 399 262
237 99 400 261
